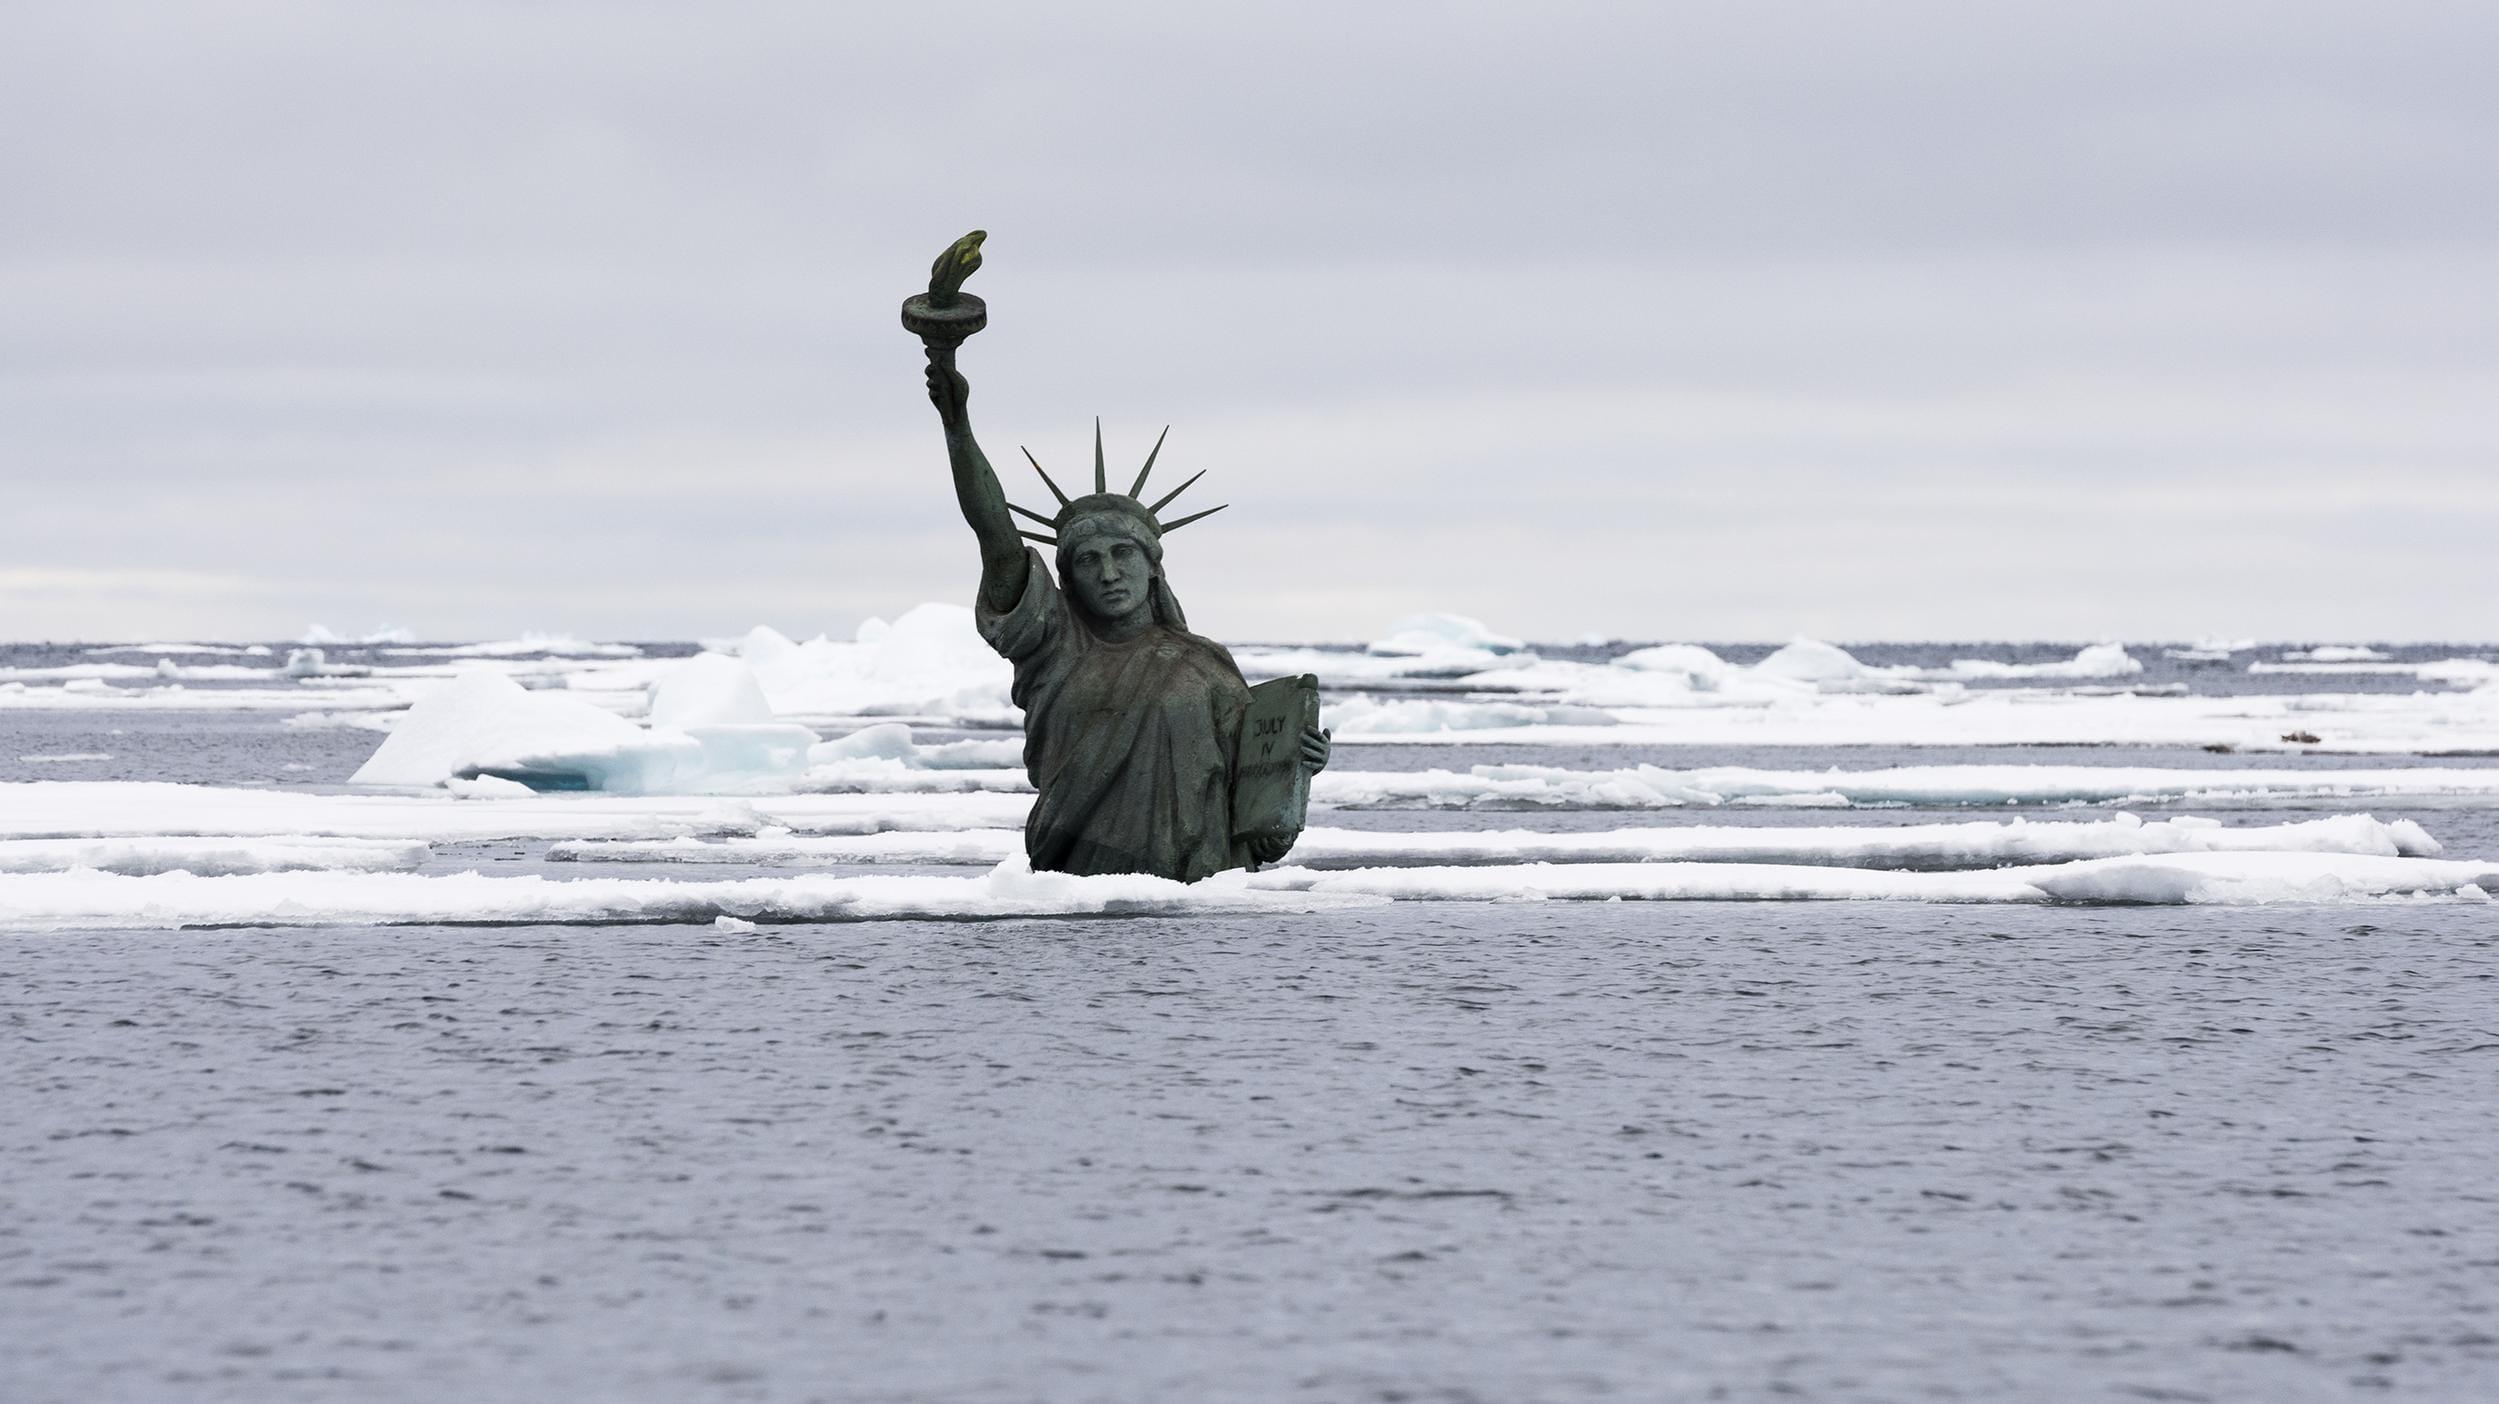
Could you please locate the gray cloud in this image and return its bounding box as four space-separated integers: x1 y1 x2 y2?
3 1 2495 641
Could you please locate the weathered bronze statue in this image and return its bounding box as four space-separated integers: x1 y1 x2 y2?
906 232 1328 881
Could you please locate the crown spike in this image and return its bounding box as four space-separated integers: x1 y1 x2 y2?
1017 529 1059 545
1006 501 1056 527
1020 447 1071 507
1093 417 1107 494
1144 468 1206 517
1157 503 1228 533
1128 425 1169 499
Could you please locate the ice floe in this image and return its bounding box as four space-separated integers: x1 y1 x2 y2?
728 609 1018 722
3 845 2486 929
0 836 428 876
300 624 416 646
546 813 2437 871
376 633 643 658
0 860 1384 931
1244 853 2499 906
1934 643 2142 680
1313 763 2499 810
84 642 271 657
0 782 1030 843
350 664 817 793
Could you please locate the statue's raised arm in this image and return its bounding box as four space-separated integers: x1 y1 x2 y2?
906 231 1027 614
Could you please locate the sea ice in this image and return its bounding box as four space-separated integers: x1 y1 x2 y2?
1314 763 2499 810
1247 851 2499 906
0 860 1385 931
0 782 1031 843
1935 643 2143 680
544 813 2438 871
731 609 1017 721
300 624 416 646
349 666 815 793
0 836 429 876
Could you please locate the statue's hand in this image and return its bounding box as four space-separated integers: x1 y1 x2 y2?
1250 832 1295 865
1299 726 1331 775
925 358 970 425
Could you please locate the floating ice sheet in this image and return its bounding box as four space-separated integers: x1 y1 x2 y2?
0 836 429 876
1246 852 2499 906
0 862 1385 930
546 813 2440 871
1317 762 2499 809
0 783 1031 843
3 848 2487 929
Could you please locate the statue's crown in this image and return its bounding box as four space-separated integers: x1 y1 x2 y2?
1008 419 1226 547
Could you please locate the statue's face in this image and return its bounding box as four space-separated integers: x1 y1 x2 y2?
1065 536 1154 625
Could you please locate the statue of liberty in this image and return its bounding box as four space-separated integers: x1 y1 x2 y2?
904 232 1329 881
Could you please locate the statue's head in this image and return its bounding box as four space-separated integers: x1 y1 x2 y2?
1010 422 1226 635
1056 497 1163 627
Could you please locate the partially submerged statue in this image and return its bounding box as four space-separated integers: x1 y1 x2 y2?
905 232 1328 881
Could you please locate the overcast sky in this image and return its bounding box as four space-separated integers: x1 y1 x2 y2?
4 1 2494 643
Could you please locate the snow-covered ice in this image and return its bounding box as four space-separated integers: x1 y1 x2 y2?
350 666 816 793
1314 762 2499 810
0 860 1383 930
546 813 2438 871
1249 850 2499 906
0 835 428 876
0 782 1032 842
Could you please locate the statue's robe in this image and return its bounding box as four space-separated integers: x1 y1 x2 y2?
978 548 1251 881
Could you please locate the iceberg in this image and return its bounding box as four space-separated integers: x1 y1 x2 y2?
1938 643 2143 680
731 608 1016 721
1733 639 1929 694
1368 612 1524 655
347 667 814 793
1613 643 1738 691
797 723 1029 793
